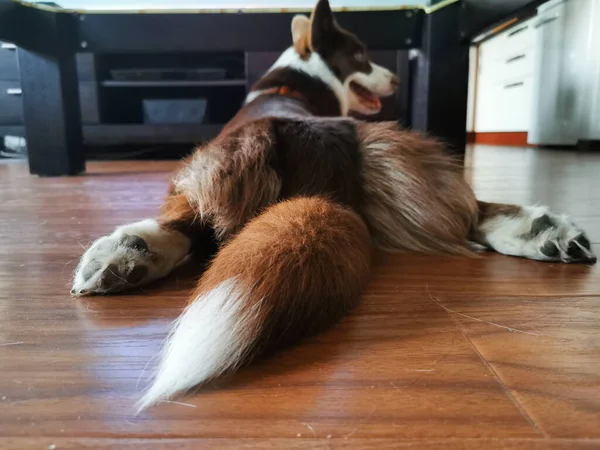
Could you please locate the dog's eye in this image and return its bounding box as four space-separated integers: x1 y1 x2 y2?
354 52 367 63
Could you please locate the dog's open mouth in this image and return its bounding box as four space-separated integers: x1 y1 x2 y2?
349 81 382 111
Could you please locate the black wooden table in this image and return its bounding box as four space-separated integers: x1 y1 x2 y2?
0 0 543 176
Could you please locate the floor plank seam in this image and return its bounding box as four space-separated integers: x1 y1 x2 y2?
425 286 547 438
452 318 546 438
4 437 600 441
491 294 600 299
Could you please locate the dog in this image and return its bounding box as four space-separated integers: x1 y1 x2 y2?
71 0 596 411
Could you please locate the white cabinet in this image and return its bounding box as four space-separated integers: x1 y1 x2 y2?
474 18 536 132
471 0 600 144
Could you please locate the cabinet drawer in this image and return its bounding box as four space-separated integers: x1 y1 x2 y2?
479 49 535 86
501 20 535 55
0 42 19 81
495 77 533 131
0 82 24 124
500 50 535 80
478 18 535 72
475 76 533 132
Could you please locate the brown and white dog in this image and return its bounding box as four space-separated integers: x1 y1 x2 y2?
71 0 596 411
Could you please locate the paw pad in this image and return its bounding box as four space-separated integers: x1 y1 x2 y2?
72 234 153 296
119 235 150 253
529 214 554 236
540 240 559 258
565 234 596 264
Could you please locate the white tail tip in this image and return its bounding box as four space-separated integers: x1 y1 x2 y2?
136 278 259 412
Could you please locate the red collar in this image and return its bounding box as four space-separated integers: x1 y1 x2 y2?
262 85 306 102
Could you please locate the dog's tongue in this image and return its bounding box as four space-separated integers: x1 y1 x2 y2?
360 92 381 111
366 96 382 111
351 81 382 111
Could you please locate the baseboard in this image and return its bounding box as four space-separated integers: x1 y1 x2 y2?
578 140 600 151
469 132 534 147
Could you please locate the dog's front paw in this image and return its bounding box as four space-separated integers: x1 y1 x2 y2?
72 234 153 296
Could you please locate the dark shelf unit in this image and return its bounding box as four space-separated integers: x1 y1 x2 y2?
83 123 224 145
1 42 409 157
101 79 247 88
94 51 247 131
0 46 249 152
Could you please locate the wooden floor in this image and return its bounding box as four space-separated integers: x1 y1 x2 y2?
1 145 599 449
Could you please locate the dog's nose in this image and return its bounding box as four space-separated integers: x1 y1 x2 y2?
390 74 400 88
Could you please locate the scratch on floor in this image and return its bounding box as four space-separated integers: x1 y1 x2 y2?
136 353 159 390
161 400 197 408
0 341 25 347
426 286 543 337
343 404 377 438
302 422 317 437
9 399 33 406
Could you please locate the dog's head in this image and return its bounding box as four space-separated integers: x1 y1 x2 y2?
290 0 399 115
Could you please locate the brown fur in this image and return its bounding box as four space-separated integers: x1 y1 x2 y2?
173 119 281 240
355 122 479 255
469 201 525 245
192 196 371 355
168 116 480 257
157 189 217 258
157 188 196 236
477 201 523 222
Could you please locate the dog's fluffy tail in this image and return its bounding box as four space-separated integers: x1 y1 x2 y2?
137 196 371 411
356 122 479 256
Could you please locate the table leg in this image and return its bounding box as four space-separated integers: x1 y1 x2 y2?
17 49 84 176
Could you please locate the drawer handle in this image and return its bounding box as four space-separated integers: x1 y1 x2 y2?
6 87 22 95
1 42 16 50
504 82 524 89
506 54 526 64
507 25 528 37
535 16 558 28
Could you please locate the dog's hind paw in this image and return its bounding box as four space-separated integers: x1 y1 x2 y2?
71 219 191 296
72 234 153 296
482 206 596 264
531 215 596 264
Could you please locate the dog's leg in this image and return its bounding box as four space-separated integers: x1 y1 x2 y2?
473 201 596 264
71 190 203 296
72 120 281 296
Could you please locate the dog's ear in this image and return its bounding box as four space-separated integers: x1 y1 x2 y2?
310 0 334 51
292 15 312 58
291 15 310 44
